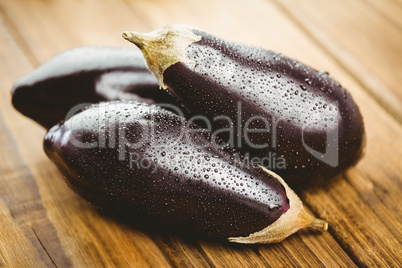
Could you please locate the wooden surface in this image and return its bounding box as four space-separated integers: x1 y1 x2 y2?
0 0 401 267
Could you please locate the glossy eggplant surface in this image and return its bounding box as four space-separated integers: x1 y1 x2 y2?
12 46 179 128
44 101 327 243
123 25 365 186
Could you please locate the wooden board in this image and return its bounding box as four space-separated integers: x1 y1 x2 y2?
0 0 401 267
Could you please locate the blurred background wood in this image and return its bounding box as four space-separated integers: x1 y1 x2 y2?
0 0 401 267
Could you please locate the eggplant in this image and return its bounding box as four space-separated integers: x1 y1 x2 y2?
12 46 180 129
123 25 366 186
44 100 327 243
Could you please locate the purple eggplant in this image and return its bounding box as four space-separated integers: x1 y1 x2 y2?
12 46 180 129
123 25 366 186
44 101 327 243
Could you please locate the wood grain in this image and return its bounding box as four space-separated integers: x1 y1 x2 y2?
0 0 401 267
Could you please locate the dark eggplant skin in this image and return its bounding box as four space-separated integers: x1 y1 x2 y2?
43 101 326 242
123 25 366 186
12 46 180 129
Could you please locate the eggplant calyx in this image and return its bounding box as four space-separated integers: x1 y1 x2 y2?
123 24 201 89
228 165 328 244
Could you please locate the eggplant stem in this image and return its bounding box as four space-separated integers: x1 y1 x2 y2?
122 24 201 89
122 32 145 49
310 218 329 231
228 165 328 244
